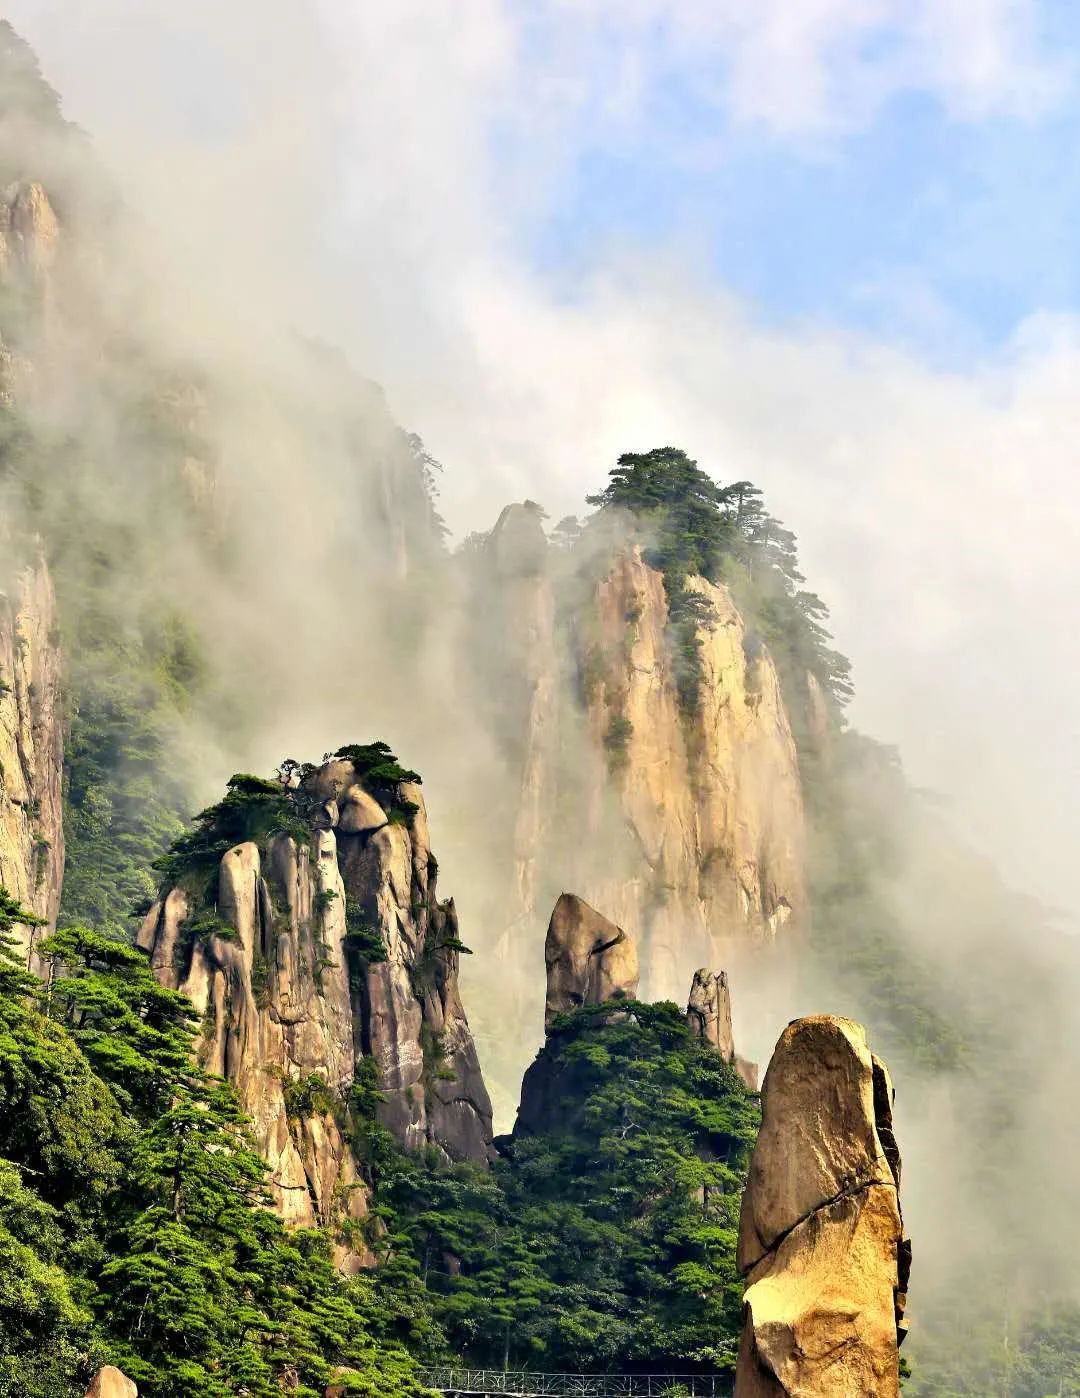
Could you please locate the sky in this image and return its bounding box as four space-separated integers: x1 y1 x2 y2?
6 0 1080 906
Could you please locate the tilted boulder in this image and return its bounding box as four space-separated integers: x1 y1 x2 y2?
515 893 639 1135
685 967 759 1089
544 892 638 1028
85 1368 137 1398
735 1015 909 1397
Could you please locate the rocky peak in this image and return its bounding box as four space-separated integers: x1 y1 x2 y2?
735 1015 910 1396
544 891 639 1028
686 967 736 1057
0 552 64 965
685 967 758 1090
465 517 806 1012
139 747 494 1263
514 893 639 1137
487 500 550 577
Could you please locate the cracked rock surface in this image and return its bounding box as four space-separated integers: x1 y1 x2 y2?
735 1015 910 1397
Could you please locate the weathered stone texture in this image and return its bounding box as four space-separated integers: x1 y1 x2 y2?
544 891 638 1027
476 517 806 1005
140 759 494 1263
0 553 64 961
85 1367 138 1398
735 1015 910 1398
686 967 758 1089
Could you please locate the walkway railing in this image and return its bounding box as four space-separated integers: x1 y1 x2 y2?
418 1371 733 1396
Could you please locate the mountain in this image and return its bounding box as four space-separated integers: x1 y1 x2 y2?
2 23 1080 1398
139 751 493 1265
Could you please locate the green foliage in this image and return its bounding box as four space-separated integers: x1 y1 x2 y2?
376 999 757 1376
587 448 852 716
0 883 431 1397
61 658 191 937
283 1072 338 1121
333 742 422 790
602 712 634 763
151 772 304 884
344 895 387 967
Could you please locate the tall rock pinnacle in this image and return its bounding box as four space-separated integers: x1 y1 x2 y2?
685 967 758 1089
735 1015 910 1396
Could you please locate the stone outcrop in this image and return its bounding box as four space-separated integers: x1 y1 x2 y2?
468 515 806 1006
544 892 638 1027
139 756 494 1262
515 893 638 1136
0 552 64 963
735 1016 909 1397
85 1367 137 1398
0 178 59 303
686 967 758 1090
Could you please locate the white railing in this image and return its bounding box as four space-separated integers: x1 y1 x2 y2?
418 1371 732 1396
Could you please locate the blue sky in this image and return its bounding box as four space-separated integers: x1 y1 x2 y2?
8 0 1080 898
508 0 1080 362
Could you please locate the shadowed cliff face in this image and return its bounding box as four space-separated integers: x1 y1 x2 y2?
139 756 493 1260
0 553 64 963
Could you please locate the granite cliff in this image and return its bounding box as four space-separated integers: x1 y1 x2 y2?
139 749 493 1260
0 551 64 963
465 502 806 1009
515 891 753 1137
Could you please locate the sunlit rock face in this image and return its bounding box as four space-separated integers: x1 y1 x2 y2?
139 758 494 1265
735 1015 910 1397
0 552 64 963
85 1365 138 1398
0 178 59 309
471 512 806 1007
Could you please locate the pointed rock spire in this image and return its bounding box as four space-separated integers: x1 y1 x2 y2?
685 967 758 1089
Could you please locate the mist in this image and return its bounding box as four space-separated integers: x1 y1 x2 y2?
4 0 1080 1386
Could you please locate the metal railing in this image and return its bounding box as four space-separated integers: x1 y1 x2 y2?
418 1371 732 1396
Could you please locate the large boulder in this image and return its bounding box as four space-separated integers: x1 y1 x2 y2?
544 892 638 1028
85 1368 137 1398
735 1015 909 1397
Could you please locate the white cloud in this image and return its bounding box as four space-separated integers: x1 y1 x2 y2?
6 0 1078 898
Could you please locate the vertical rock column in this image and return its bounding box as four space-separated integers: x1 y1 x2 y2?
0 554 65 962
735 1015 910 1397
685 967 758 1089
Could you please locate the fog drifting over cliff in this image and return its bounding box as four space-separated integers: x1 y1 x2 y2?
5 2 1080 1378
12 0 1077 912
